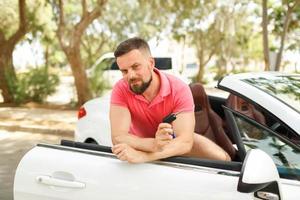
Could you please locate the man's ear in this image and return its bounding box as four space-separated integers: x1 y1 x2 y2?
148 57 155 69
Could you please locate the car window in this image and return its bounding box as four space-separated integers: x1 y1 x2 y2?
226 93 300 145
154 57 172 70
101 58 116 70
232 112 300 181
242 75 300 113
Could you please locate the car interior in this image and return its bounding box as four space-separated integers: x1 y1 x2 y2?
189 82 300 162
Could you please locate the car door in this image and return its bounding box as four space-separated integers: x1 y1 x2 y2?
14 143 256 200
224 107 300 200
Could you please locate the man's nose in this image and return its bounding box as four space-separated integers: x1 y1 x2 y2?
128 69 136 79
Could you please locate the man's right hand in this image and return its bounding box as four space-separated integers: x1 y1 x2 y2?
154 123 174 151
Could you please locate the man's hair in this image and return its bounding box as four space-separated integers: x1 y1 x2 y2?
114 37 151 58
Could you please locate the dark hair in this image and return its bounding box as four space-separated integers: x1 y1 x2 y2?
114 37 151 58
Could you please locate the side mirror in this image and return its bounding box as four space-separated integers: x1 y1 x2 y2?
238 149 282 200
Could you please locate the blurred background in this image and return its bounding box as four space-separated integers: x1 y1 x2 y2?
0 0 299 107
0 1 300 199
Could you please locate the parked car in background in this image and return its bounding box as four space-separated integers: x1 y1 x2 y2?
88 52 189 88
13 72 300 199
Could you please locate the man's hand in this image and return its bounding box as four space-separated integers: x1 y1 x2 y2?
112 143 148 163
154 123 174 151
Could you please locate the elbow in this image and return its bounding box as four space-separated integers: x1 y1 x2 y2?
223 152 232 162
182 140 193 155
112 135 122 145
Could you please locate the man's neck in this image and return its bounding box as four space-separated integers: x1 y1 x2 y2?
142 71 160 102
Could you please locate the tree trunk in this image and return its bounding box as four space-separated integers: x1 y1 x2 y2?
64 47 91 106
196 49 205 83
0 46 16 103
274 4 294 71
45 44 49 69
262 0 270 71
56 0 107 106
0 0 28 103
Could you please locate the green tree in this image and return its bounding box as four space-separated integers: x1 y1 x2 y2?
0 0 28 103
167 0 256 82
273 0 300 71
51 0 107 106
262 0 300 71
70 0 170 97
0 0 54 103
262 0 270 70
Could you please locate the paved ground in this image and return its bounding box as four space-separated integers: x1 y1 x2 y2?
0 130 73 200
0 106 76 200
0 107 77 136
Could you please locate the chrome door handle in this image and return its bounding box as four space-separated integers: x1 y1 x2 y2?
257 191 279 200
36 175 85 189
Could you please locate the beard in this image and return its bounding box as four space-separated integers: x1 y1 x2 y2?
129 75 153 95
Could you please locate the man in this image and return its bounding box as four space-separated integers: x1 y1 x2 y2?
110 37 230 163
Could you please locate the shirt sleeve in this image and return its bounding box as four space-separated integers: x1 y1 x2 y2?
173 83 194 113
110 81 128 108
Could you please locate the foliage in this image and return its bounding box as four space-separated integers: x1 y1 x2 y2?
0 0 51 39
81 0 170 69
6 67 59 104
0 0 18 38
88 61 109 97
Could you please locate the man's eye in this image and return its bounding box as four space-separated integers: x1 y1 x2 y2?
132 64 140 70
121 70 127 75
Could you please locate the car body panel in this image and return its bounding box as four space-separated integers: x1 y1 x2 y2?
75 93 112 146
14 144 253 200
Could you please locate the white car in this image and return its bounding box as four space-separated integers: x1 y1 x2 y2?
14 72 300 199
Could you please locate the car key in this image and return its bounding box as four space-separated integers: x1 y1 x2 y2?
162 113 179 138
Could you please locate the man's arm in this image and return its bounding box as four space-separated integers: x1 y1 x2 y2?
152 111 231 161
112 111 231 163
110 104 156 152
112 112 195 163
145 111 195 160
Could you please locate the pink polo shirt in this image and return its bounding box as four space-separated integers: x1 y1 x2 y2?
110 68 194 138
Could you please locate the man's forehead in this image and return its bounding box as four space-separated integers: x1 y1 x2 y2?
116 49 148 67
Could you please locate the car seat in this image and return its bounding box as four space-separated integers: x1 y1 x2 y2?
226 94 266 125
189 83 236 160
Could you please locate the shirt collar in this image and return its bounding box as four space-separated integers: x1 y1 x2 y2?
154 68 171 97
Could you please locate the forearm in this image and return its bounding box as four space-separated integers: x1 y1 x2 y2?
142 138 193 162
113 133 156 152
185 134 231 161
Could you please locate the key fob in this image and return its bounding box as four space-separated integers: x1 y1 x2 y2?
162 113 177 123
162 113 177 138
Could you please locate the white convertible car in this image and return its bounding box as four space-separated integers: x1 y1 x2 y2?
14 72 300 199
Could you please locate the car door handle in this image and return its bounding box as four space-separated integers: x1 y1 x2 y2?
256 191 279 200
36 175 85 189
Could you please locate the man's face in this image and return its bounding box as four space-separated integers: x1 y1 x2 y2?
116 49 154 94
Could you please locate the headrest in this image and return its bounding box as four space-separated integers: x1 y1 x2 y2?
226 94 254 117
189 83 210 111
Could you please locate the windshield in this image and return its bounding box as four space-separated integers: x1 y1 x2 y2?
242 75 300 113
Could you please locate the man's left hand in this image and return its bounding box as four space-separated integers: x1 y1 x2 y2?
112 143 148 163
